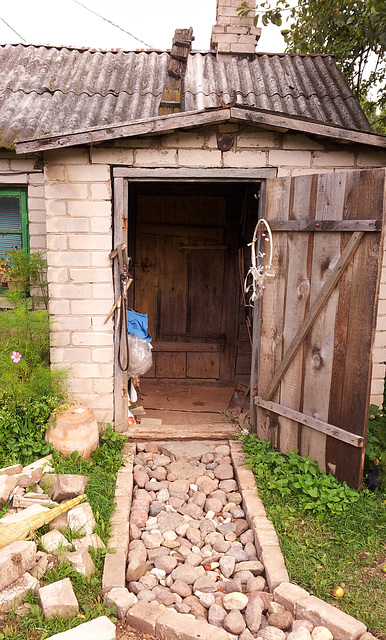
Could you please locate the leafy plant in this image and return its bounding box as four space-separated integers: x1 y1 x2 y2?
3 248 49 309
242 435 359 515
367 404 386 491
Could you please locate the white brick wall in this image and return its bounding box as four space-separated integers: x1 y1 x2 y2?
37 126 386 428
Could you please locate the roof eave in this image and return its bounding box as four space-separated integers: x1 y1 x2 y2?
15 106 386 154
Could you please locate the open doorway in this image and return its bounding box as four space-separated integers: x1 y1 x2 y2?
127 181 261 414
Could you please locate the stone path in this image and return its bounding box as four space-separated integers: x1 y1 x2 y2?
101 439 369 640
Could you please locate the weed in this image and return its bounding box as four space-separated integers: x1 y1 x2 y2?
367 404 386 491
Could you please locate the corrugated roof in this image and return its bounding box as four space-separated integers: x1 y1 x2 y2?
0 43 372 149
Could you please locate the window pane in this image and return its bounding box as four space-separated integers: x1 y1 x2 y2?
0 196 22 257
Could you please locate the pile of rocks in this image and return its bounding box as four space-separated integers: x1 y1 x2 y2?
126 441 338 640
0 457 103 615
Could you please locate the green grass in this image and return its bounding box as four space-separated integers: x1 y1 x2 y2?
243 434 386 637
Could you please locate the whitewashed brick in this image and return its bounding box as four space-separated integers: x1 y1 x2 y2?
47 268 69 283
72 333 113 346
230 43 257 53
218 124 239 133
237 131 278 148
373 330 386 348
0 173 28 184
51 348 87 363
90 218 112 233
75 394 114 412
28 173 44 185
28 185 45 198
371 362 385 379
91 148 134 165
66 165 110 182
70 299 111 315
45 165 66 181
370 393 382 407
28 197 46 211
0 159 10 170
69 235 111 250
91 183 111 200
44 148 89 164
282 134 324 150
357 150 386 167
69 268 112 283
135 148 177 167
46 218 90 233
67 201 111 217
91 253 112 268
94 378 114 394
58 316 92 331
10 159 36 171
370 378 384 396
178 149 222 167
49 284 92 299
45 184 88 200
46 200 67 216
162 131 206 149
92 348 114 363
373 348 386 362
29 223 46 238
92 316 113 331
48 252 90 267
290 168 331 176
269 150 312 167
46 235 68 251
28 207 46 223
48 300 71 315
313 151 355 167
30 236 46 250
223 149 266 167
92 283 115 299
70 364 113 378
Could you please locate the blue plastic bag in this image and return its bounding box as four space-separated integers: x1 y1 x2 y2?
127 309 152 342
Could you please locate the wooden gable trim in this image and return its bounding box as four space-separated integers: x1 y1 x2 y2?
15 107 386 154
112 167 277 180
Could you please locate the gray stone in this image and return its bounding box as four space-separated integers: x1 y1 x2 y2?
208 603 227 627
0 540 37 591
138 574 158 589
0 463 23 476
239 630 256 640
219 555 235 578
240 529 255 545
171 562 205 585
39 578 79 619
142 530 164 549
195 476 219 495
288 630 312 640
167 462 203 480
182 595 207 619
179 503 204 519
44 616 116 640
244 541 258 559
205 498 223 513
215 445 230 457
149 502 165 517
193 575 218 593
51 475 87 501
235 559 264 575
149 467 167 481
186 526 203 546
292 621 315 633
170 579 192 598
0 572 39 613
214 464 233 480
152 585 175 606
133 467 149 488
268 610 294 630
161 442 211 462
154 555 178 574
226 547 249 562
13 467 42 488
137 589 156 602
246 576 266 592
219 479 238 492
223 578 242 593
0 475 17 503
233 519 249 536
197 592 215 608
157 511 185 534
67 503 95 536
226 491 242 505
259 628 286 640
41 530 72 556
104 587 137 619
223 591 249 611
63 550 95 576
199 519 216 536
224 609 246 634
130 509 148 529
246 596 263 633
73 533 105 553
311 629 333 640
230 507 245 519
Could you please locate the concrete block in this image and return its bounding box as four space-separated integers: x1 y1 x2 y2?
67 503 96 536
156 608 229 640
125 601 165 636
39 578 79 619
0 572 39 612
0 464 23 476
104 587 137 619
63 549 96 576
273 582 310 615
296 595 367 640
260 546 289 592
102 549 126 592
30 552 50 580
23 456 53 475
241 490 267 520
0 475 17 503
232 466 256 491
0 541 37 591
40 530 72 555
45 616 116 639
73 533 105 552
13 467 42 488
0 503 50 524
52 475 88 501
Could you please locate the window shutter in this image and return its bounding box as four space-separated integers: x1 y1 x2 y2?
0 191 28 257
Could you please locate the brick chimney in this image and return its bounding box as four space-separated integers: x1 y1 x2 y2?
211 0 261 56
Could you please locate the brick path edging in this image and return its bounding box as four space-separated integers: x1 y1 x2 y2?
102 439 368 640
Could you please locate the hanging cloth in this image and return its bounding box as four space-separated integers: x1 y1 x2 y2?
127 309 152 342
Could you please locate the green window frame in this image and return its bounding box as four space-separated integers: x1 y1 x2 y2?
0 188 29 257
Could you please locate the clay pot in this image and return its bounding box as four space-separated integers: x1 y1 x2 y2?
45 405 99 459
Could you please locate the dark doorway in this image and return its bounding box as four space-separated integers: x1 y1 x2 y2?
128 182 260 385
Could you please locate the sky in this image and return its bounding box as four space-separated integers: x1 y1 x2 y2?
0 0 286 53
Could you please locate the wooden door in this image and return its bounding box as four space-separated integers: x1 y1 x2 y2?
254 169 386 488
133 190 237 382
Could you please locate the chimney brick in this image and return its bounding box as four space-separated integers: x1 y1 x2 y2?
211 0 260 55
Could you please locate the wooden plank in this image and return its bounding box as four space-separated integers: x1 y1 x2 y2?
255 397 363 447
277 175 315 454
264 229 365 402
136 223 224 239
255 177 290 444
113 178 129 432
269 219 380 232
327 169 386 486
113 168 278 180
155 352 186 378
187 352 220 379
152 341 220 352
16 106 386 154
300 173 346 469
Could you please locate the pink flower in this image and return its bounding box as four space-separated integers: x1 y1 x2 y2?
11 351 22 363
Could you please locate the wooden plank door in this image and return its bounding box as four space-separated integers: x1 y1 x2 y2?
254 169 386 488
133 191 237 382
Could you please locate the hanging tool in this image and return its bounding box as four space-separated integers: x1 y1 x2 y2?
106 243 133 371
